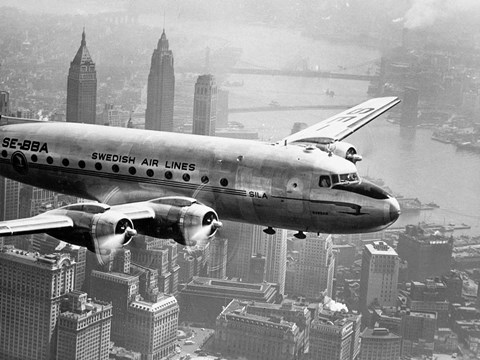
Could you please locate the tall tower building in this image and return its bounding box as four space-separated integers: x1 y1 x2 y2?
126 296 179 359
248 253 266 283
0 91 10 115
0 248 76 360
62 244 87 290
208 237 228 279
145 30 175 132
129 236 177 294
261 227 287 295
221 221 256 279
90 268 179 359
90 270 139 346
0 177 21 221
294 233 335 299
57 291 112 360
397 225 453 281
66 29 97 124
192 74 217 136
359 241 399 311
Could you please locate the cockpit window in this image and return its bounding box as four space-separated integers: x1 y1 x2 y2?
330 173 359 185
319 175 331 188
333 182 389 199
339 173 359 182
319 173 359 188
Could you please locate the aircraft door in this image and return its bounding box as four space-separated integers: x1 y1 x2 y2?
285 175 308 214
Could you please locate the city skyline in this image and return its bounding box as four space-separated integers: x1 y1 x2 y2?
1 2 480 360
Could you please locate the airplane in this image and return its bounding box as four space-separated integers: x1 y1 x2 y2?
0 96 401 264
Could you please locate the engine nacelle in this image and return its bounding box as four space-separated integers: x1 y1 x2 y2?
139 198 222 247
319 141 362 163
91 210 136 246
46 204 136 265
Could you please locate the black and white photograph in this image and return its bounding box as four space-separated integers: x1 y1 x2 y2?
0 1 479 359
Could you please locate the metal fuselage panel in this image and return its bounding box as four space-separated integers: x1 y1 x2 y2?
0 122 396 233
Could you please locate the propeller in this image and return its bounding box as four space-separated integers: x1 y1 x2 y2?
183 182 223 252
186 211 223 251
94 219 137 266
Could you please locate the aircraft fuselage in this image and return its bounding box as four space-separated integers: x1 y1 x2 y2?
0 122 400 234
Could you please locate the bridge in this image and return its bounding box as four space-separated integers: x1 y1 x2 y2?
229 104 353 113
230 68 378 82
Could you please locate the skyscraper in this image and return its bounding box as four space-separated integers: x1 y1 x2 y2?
397 225 453 281
221 220 256 279
262 227 287 295
0 248 76 360
90 270 139 346
90 267 179 359
359 241 399 312
0 177 21 221
248 253 266 283
145 30 175 132
57 291 112 360
294 233 335 299
66 29 97 124
62 245 87 290
129 236 177 294
0 91 10 115
126 296 179 359
192 74 217 136
208 237 228 279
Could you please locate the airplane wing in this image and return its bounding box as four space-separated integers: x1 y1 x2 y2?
0 214 73 237
0 197 221 265
280 96 400 145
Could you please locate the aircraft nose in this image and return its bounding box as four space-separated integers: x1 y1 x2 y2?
389 197 401 223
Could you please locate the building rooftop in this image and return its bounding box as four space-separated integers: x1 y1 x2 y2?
0 246 75 270
129 295 177 313
60 300 112 321
361 327 401 340
183 276 274 293
91 270 138 284
365 241 398 256
219 300 298 331
408 311 437 319
401 225 452 244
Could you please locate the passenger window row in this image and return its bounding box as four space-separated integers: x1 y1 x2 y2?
1 151 230 187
